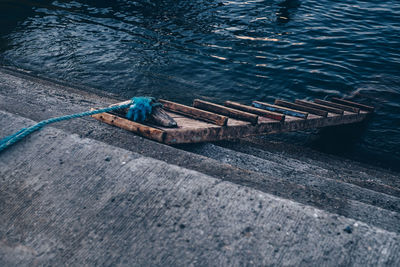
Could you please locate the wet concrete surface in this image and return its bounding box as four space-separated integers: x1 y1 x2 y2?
1 111 400 266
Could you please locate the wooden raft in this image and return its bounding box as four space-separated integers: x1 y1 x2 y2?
91 97 374 145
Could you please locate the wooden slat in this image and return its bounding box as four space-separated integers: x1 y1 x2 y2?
314 99 360 113
331 97 375 112
159 99 228 126
295 100 344 115
274 100 328 117
252 101 308 119
224 101 285 122
193 99 259 124
91 112 166 142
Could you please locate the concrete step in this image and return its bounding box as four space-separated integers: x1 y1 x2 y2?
215 139 400 197
1 67 400 233
236 137 400 190
2 112 400 265
182 143 400 214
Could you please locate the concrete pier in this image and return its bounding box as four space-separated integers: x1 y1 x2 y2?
1 67 399 265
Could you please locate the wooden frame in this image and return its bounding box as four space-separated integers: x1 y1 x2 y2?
92 98 373 145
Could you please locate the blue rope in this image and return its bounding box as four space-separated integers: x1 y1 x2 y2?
0 97 157 153
126 97 161 122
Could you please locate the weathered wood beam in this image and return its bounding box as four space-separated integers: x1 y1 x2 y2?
159 99 228 126
91 112 166 142
295 100 344 115
224 101 285 122
331 97 375 112
274 100 328 117
252 101 308 119
314 99 360 114
150 106 178 127
193 99 259 124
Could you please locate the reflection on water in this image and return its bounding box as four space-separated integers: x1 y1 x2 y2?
0 0 400 170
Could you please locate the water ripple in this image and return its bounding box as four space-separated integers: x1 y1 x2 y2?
0 0 400 169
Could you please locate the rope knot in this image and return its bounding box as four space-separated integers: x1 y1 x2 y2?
126 97 161 122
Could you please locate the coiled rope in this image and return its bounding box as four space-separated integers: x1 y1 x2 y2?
0 97 157 153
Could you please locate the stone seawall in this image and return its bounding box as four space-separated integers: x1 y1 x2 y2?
1 66 399 266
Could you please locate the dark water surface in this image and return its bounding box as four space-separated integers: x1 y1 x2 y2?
1 0 400 170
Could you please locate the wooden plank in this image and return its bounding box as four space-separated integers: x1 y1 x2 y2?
91 112 166 142
314 99 360 113
193 99 259 125
150 106 178 127
224 101 285 122
252 101 308 119
274 100 328 117
295 100 344 115
331 97 375 112
159 99 228 126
